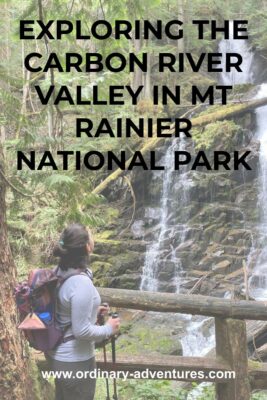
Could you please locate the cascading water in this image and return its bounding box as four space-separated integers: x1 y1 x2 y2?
218 20 254 85
217 20 267 301
140 137 192 292
181 316 215 357
139 20 265 366
218 21 267 300
140 140 177 292
183 21 257 358
139 135 216 358
139 130 214 359
248 84 267 299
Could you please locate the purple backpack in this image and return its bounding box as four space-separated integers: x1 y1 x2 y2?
14 267 89 352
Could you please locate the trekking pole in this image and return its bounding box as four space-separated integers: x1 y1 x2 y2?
111 312 119 400
99 303 111 400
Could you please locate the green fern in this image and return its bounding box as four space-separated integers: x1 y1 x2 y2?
44 174 76 188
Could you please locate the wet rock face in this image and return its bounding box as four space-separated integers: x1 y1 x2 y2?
252 51 267 84
91 241 145 289
91 111 262 297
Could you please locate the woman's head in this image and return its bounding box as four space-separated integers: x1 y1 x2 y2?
53 223 94 270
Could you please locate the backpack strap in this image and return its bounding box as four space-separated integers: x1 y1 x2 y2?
55 268 93 345
56 267 93 288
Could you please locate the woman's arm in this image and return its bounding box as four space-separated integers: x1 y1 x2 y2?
70 276 113 341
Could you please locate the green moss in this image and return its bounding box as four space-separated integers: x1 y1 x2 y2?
116 326 182 357
29 358 54 400
95 230 114 240
192 120 241 150
91 261 113 286
105 207 120 221
248 360 263 370
96 239 122 245
119 322 133 335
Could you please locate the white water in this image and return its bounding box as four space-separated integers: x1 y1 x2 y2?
219 21 267 300
248 83 267 299
219 21 254 85
140 140 177 292
140 20 267 374
185 22 259 399
182 21 258 360
140 137 192 292
181 316 215 356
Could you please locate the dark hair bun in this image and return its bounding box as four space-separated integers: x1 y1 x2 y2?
52 223 91 271
61 223 89 249
53 243 68 257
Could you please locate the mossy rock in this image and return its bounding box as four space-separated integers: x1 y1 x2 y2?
109 273 141 290
116 325 182 357
92 251 143 288
95 230 114 240
91 261 113 286
94 239 125 256
107 251 144 275
94 239 146 256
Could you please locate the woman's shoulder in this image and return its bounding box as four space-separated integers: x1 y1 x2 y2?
66 272 93 286
59 269 94 293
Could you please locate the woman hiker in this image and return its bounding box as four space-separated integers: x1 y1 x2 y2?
46 223 120 400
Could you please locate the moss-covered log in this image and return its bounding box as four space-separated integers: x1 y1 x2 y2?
92 97 267 194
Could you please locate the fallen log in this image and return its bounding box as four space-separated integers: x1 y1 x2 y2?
95 351 267 390
96 353 232 382
251 343 267 361
92 96 267 194
247 321 267 344
249 362 267 390
97 287 267 320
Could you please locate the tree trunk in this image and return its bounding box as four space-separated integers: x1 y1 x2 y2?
0 145 33 399
177 0 185 53
132 37 143 94
143 41 151 99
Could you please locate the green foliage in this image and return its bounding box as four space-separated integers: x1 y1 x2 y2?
191 383 215 400
192 120 241 150
251 392 267 400
250 12 267 51
118 380 188 400
44 174 75 188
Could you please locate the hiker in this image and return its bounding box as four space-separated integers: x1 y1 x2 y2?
46 223 120 400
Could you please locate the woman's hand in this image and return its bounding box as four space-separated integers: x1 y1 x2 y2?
98 304 110 315
106 317 120 334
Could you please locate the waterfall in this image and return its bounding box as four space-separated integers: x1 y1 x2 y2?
218 20 254 85
248 84 267 299
220 20 267 299
181 316 215 356
140 140 176 292
140 137 192 292
218 21 267 300
139 20 266 363
181 21 255 358
181 21 258 358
